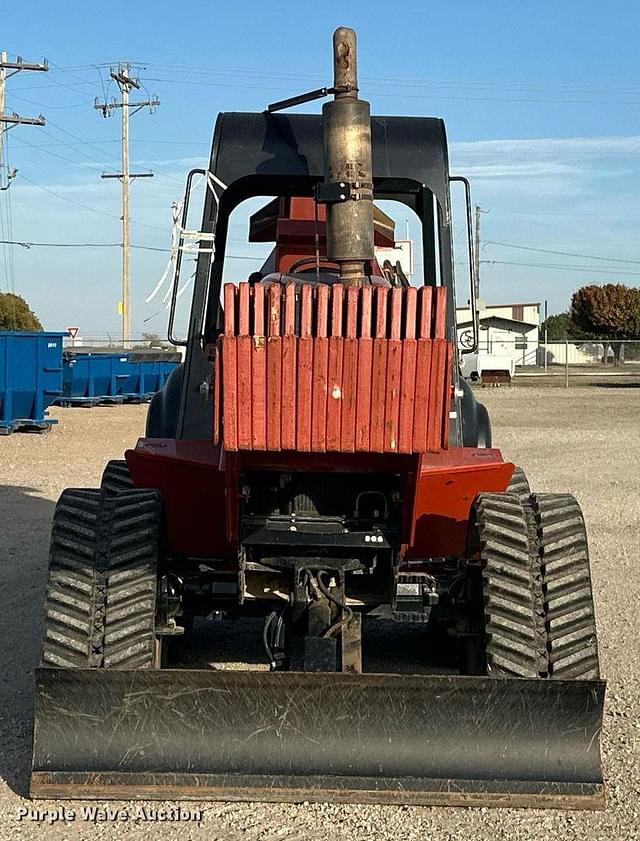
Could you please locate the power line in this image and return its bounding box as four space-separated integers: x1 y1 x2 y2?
8 142 182 225
481 259 640 277
485 240 640 266
14 172 166 234
2 139 203 147
7 91 92 109
9 116 170 235
17 69 640 106
46 60 101 96
0 237 266 260
483 209 640 221
12 132 110 171
16 171 129 218
40 63 640 97
0 238 159 250
130 75 640 106
34 62 640 91
42 117 123 167
32 122 186 186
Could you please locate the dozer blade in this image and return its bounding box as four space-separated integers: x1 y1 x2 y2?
31 668 605 808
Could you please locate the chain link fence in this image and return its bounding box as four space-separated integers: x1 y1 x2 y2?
532 339 640 386
461 335 640 386
61 332 176 353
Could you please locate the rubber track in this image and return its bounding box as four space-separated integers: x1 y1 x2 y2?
41 488 161 670
473 493 547 677
42 489 102 668
102 491 161 669
473 491 599 680
506 466 531 502
100 459 134 495
532 493 600 679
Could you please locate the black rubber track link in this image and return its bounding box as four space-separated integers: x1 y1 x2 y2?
469 491 600 680
470 493 547 678
102 490 162 669
531 493 600 679
100 459 134 495
41 488 161 670
41 489 102 668
506 466 531 502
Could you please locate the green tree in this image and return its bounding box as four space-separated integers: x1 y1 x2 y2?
540 312 572 340
0 293 43 331
571 284 640 364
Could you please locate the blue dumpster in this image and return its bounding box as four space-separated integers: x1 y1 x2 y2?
0 331 64 434
59 352 179 405
60 353 131 405
116 357 146 400
138 358 177 397
117 356 178 401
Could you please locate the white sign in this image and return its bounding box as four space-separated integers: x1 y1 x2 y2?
67 326 79 339
374 239 413 277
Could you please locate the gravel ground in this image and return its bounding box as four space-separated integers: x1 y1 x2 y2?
1 389 638 840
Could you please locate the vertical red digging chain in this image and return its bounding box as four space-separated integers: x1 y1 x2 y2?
296 284 313 451
222 283 238 451
311 284 329 452
281 283 297 450
219 281 452 454
384 287 403 452
355 285 373 451
413 286 433 452
398 285 418 454
266 285 282 451
369 286 388 452
237 283 252 449
251 284 267 450
341 286 359 452
428 287 448 452
326 285 344 451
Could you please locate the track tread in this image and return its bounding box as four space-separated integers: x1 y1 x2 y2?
472 493 547 678
469 490 600 681
505 466 531 502
102 490 161 669
100 459 134 496
531 493 600 679
41 488 161 671
41 489 102 668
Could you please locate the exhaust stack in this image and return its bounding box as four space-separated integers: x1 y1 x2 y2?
323 27 374 285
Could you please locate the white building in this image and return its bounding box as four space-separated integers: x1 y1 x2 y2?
456 300 540 367
539 341 614 365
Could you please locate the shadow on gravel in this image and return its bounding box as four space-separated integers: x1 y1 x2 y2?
589 381 640 388
0 485 55 797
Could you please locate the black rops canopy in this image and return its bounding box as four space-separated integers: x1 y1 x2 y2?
181 112 457 439
198 111 455 336
207 112 451 213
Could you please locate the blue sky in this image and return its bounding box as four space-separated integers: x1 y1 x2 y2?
2 0 640 336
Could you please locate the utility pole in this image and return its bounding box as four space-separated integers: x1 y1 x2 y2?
473 205 487 302
543 299 548 373
0 52 48 190
95 64 158 347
